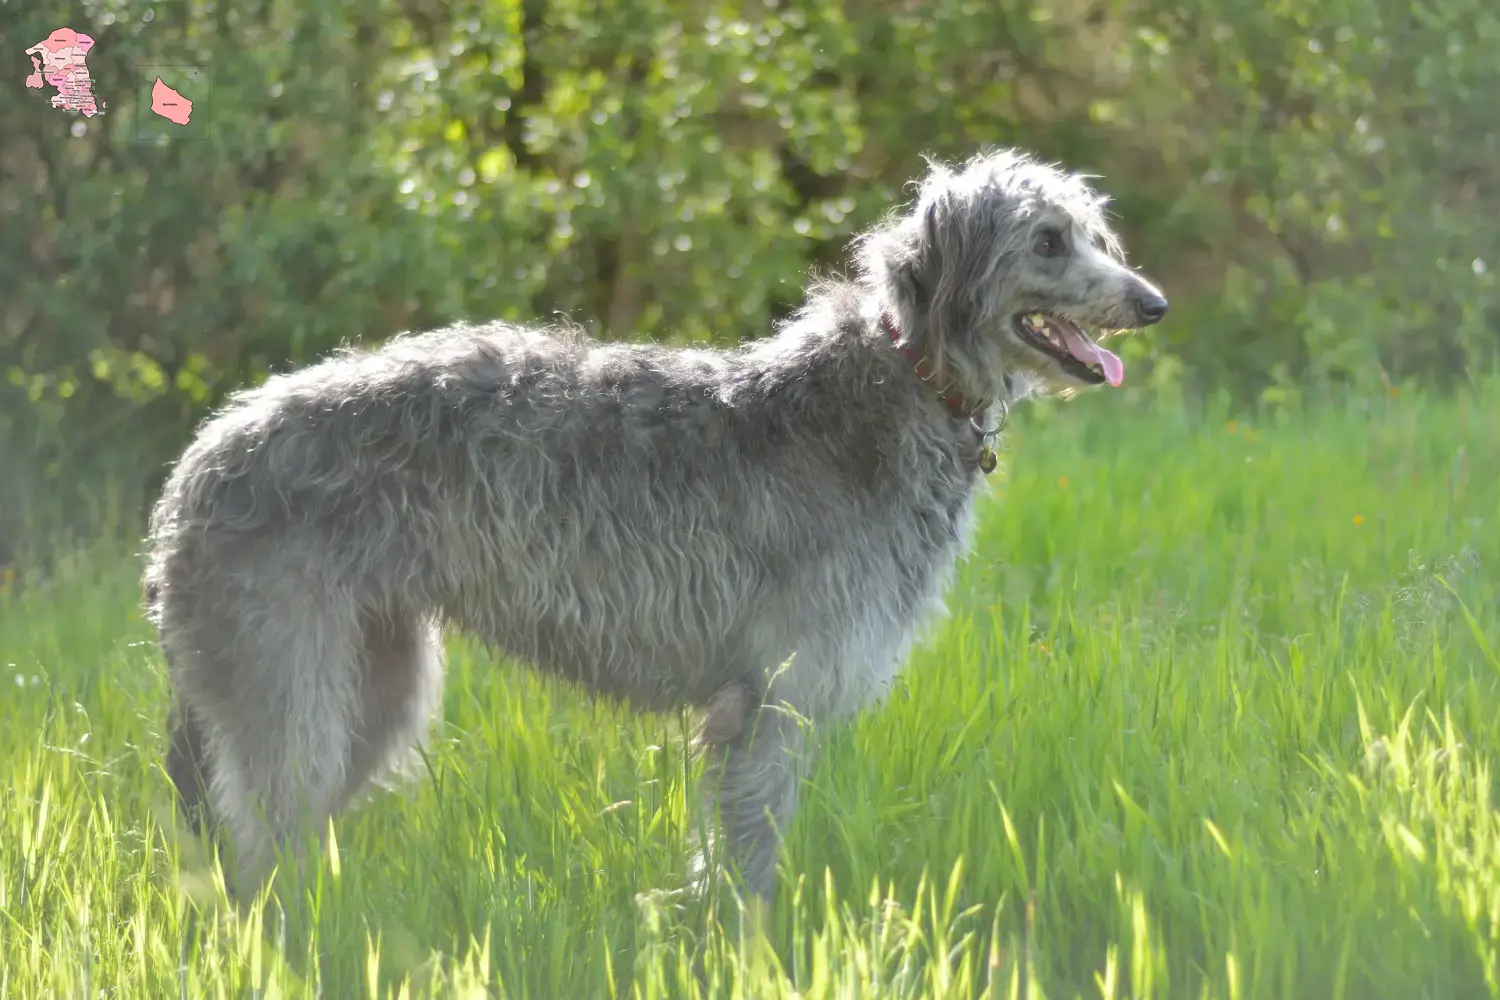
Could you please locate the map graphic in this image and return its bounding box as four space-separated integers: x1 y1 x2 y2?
24 27 106 117
22 24 212 141
134 65 210 143
151 77 193 125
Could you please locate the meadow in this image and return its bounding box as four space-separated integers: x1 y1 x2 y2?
2 384 1497 999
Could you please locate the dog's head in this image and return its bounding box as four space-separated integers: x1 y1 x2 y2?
859 149 1167 405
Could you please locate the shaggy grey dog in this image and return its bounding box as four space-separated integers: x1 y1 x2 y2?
144 148 1167 899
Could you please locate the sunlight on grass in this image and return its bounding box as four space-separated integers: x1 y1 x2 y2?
2 386 1497 997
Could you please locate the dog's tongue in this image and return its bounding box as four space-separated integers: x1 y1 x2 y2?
1059 326 1124 387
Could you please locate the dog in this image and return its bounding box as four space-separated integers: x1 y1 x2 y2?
144 148 1167 899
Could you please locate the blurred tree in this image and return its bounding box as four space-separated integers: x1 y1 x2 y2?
1125 0 1500 393
2 0 1495 533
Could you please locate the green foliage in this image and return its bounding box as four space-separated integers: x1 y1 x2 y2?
2 0 1497 501
2 386 1498 996
1129 0 1500 393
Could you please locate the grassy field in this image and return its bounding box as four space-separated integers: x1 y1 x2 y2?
2 384 1497 998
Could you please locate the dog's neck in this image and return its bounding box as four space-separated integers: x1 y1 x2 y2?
879 311 997 422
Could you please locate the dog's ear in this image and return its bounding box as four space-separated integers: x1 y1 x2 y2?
879 194 997 404
923 204 988 390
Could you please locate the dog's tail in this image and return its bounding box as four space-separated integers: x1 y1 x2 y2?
147 575 211 831
166 702 214 836
145 568 216 834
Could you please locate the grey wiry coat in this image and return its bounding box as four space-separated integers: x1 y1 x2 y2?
144 148 1167 898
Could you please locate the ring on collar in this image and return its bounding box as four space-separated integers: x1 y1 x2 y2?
971 400 1008 475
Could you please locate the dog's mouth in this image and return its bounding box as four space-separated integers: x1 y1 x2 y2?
1013 313 1124 387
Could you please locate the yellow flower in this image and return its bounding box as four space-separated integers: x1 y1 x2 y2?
1352 514 1366 526
1227 420 1238 434
1057 475 1069 489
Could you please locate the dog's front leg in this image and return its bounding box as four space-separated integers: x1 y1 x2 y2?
711 700 808 901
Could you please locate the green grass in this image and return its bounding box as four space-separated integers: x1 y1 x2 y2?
3 384 1498 998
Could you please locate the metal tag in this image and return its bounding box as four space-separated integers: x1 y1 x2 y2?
972 400 1006 476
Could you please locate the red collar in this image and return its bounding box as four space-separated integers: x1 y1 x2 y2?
880 311 988 420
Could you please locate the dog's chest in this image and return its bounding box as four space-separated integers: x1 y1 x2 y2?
822 482 980 717
894 478 981 627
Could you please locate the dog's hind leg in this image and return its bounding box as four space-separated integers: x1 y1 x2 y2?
343 606 444 807
185 588 364 893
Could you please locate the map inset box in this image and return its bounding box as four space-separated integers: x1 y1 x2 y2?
133 64 209 143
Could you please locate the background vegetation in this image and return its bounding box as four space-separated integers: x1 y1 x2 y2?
5 0 1499 540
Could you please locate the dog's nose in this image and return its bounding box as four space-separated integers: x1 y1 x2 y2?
1134 291 1169 326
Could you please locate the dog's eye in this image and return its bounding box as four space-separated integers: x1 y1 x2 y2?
1033 229 1065 258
